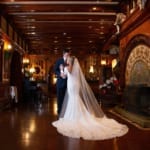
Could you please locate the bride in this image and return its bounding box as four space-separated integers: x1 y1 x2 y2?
52 56 128 140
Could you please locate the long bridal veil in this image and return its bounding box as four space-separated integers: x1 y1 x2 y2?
59 57 104 118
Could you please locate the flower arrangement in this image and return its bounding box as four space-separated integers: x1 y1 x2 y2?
99 76 119 95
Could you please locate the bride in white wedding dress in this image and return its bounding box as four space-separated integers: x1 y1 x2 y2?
52 56 128 140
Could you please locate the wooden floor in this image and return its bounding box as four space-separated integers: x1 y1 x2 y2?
0 96 150 150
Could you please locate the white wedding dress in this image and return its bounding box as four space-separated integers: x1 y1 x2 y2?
52 57 128 140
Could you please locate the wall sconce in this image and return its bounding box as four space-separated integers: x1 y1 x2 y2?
89 65 94 73
52 74 57 84
23 55 30 64
4 40 12 51
29 67 35 74
101 59 107 66
7 44 12 50
112 59 117 69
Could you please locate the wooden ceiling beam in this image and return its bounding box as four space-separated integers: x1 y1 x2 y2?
9 12 116 16
0 1 119 5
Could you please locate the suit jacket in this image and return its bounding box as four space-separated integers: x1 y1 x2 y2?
54 58 67 88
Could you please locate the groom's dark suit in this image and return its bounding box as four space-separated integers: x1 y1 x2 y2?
54 57 67 115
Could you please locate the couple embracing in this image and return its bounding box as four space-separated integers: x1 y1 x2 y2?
52 49 128 140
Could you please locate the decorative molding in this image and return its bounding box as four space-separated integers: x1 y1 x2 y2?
124 34 150 59
120 4 150 38
121 34 150 87
125 44 150 85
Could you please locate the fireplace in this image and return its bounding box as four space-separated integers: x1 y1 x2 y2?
122 41 150 116
123 85 150 116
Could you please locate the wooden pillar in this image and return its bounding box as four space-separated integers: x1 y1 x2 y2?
0 35 4 82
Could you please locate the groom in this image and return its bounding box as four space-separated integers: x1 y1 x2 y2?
54 49 70 115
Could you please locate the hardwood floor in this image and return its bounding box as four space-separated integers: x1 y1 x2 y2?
0 96 149 150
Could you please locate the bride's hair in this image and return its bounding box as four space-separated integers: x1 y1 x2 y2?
67 56 75 65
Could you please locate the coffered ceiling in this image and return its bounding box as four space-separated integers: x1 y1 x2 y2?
0 0 124 56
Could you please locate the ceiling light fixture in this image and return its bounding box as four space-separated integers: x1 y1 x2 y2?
63 32 67 36
92 7 97 11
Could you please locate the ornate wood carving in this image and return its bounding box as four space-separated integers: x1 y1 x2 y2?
120 35 150 87
121 1 150 38
125 44 150 85
119 1 150 88
0 33 4 82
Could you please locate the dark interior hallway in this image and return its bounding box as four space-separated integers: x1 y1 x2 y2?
0 95 150 150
